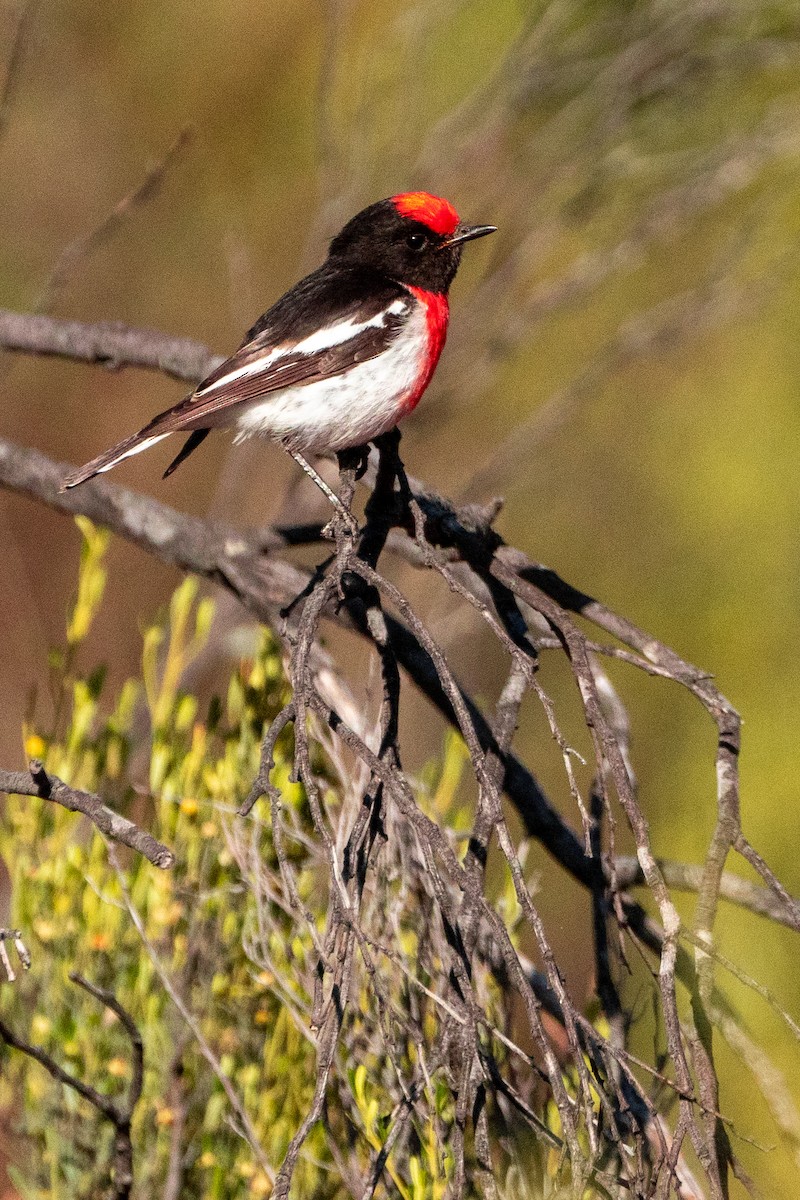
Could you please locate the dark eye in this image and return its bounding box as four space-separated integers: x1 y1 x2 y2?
406 231 427 252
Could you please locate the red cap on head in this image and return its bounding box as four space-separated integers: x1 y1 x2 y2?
392 192 460 237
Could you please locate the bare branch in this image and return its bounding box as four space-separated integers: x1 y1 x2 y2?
0 972 144 1200
0 308 220 383
36 128 194 313
2 305 798 1195
0 761 174 869
0 927 30 982
0 0 35 144
0 429 590 896
614 856 800 930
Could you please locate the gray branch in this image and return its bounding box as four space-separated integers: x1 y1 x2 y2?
0 761 174 869
0 307 222 384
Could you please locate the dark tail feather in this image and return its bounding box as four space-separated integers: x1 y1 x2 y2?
163 429 209 478
60 429 171 491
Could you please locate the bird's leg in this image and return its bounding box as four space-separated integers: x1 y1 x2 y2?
286 449 359 538
340 443 371 482
335 446 363 509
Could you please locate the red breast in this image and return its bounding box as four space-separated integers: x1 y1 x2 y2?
401 287 450 415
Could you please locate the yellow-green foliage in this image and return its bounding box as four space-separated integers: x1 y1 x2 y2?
0 521 324 1200
0 521 569 1199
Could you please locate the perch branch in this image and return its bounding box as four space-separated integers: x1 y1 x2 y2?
2 306 798 1197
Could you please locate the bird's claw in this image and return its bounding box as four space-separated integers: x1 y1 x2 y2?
322 507 359 543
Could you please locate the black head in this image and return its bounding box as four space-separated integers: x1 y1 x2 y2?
328 192 496 294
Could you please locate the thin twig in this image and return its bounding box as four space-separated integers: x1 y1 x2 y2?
0 971 143 1200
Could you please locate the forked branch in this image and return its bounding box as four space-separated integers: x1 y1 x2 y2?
1 307 797 1197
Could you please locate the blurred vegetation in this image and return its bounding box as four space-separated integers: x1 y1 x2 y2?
0 523 539 1198
2 525 305 1198
2 0 800 1194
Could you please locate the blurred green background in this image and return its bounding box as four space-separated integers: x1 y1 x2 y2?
2 0 800 1194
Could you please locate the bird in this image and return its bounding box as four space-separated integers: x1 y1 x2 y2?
61 192 496 509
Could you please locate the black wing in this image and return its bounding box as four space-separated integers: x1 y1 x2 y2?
164 265 409 430
62 266 409 488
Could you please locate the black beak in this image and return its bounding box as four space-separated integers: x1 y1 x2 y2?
441 223 497 249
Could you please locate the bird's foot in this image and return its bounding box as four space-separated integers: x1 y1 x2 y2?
322 504 360 543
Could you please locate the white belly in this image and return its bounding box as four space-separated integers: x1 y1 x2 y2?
231 305 428 453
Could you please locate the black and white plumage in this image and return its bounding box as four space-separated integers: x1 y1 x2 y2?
61 194 495 490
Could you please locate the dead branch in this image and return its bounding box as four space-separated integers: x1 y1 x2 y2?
0 307 220 383
0 428 592 899
1 305 798 1196
35 129 194 314
0 760 174 868
0 927 30 983
0 0 34 144
0 971 144 1200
